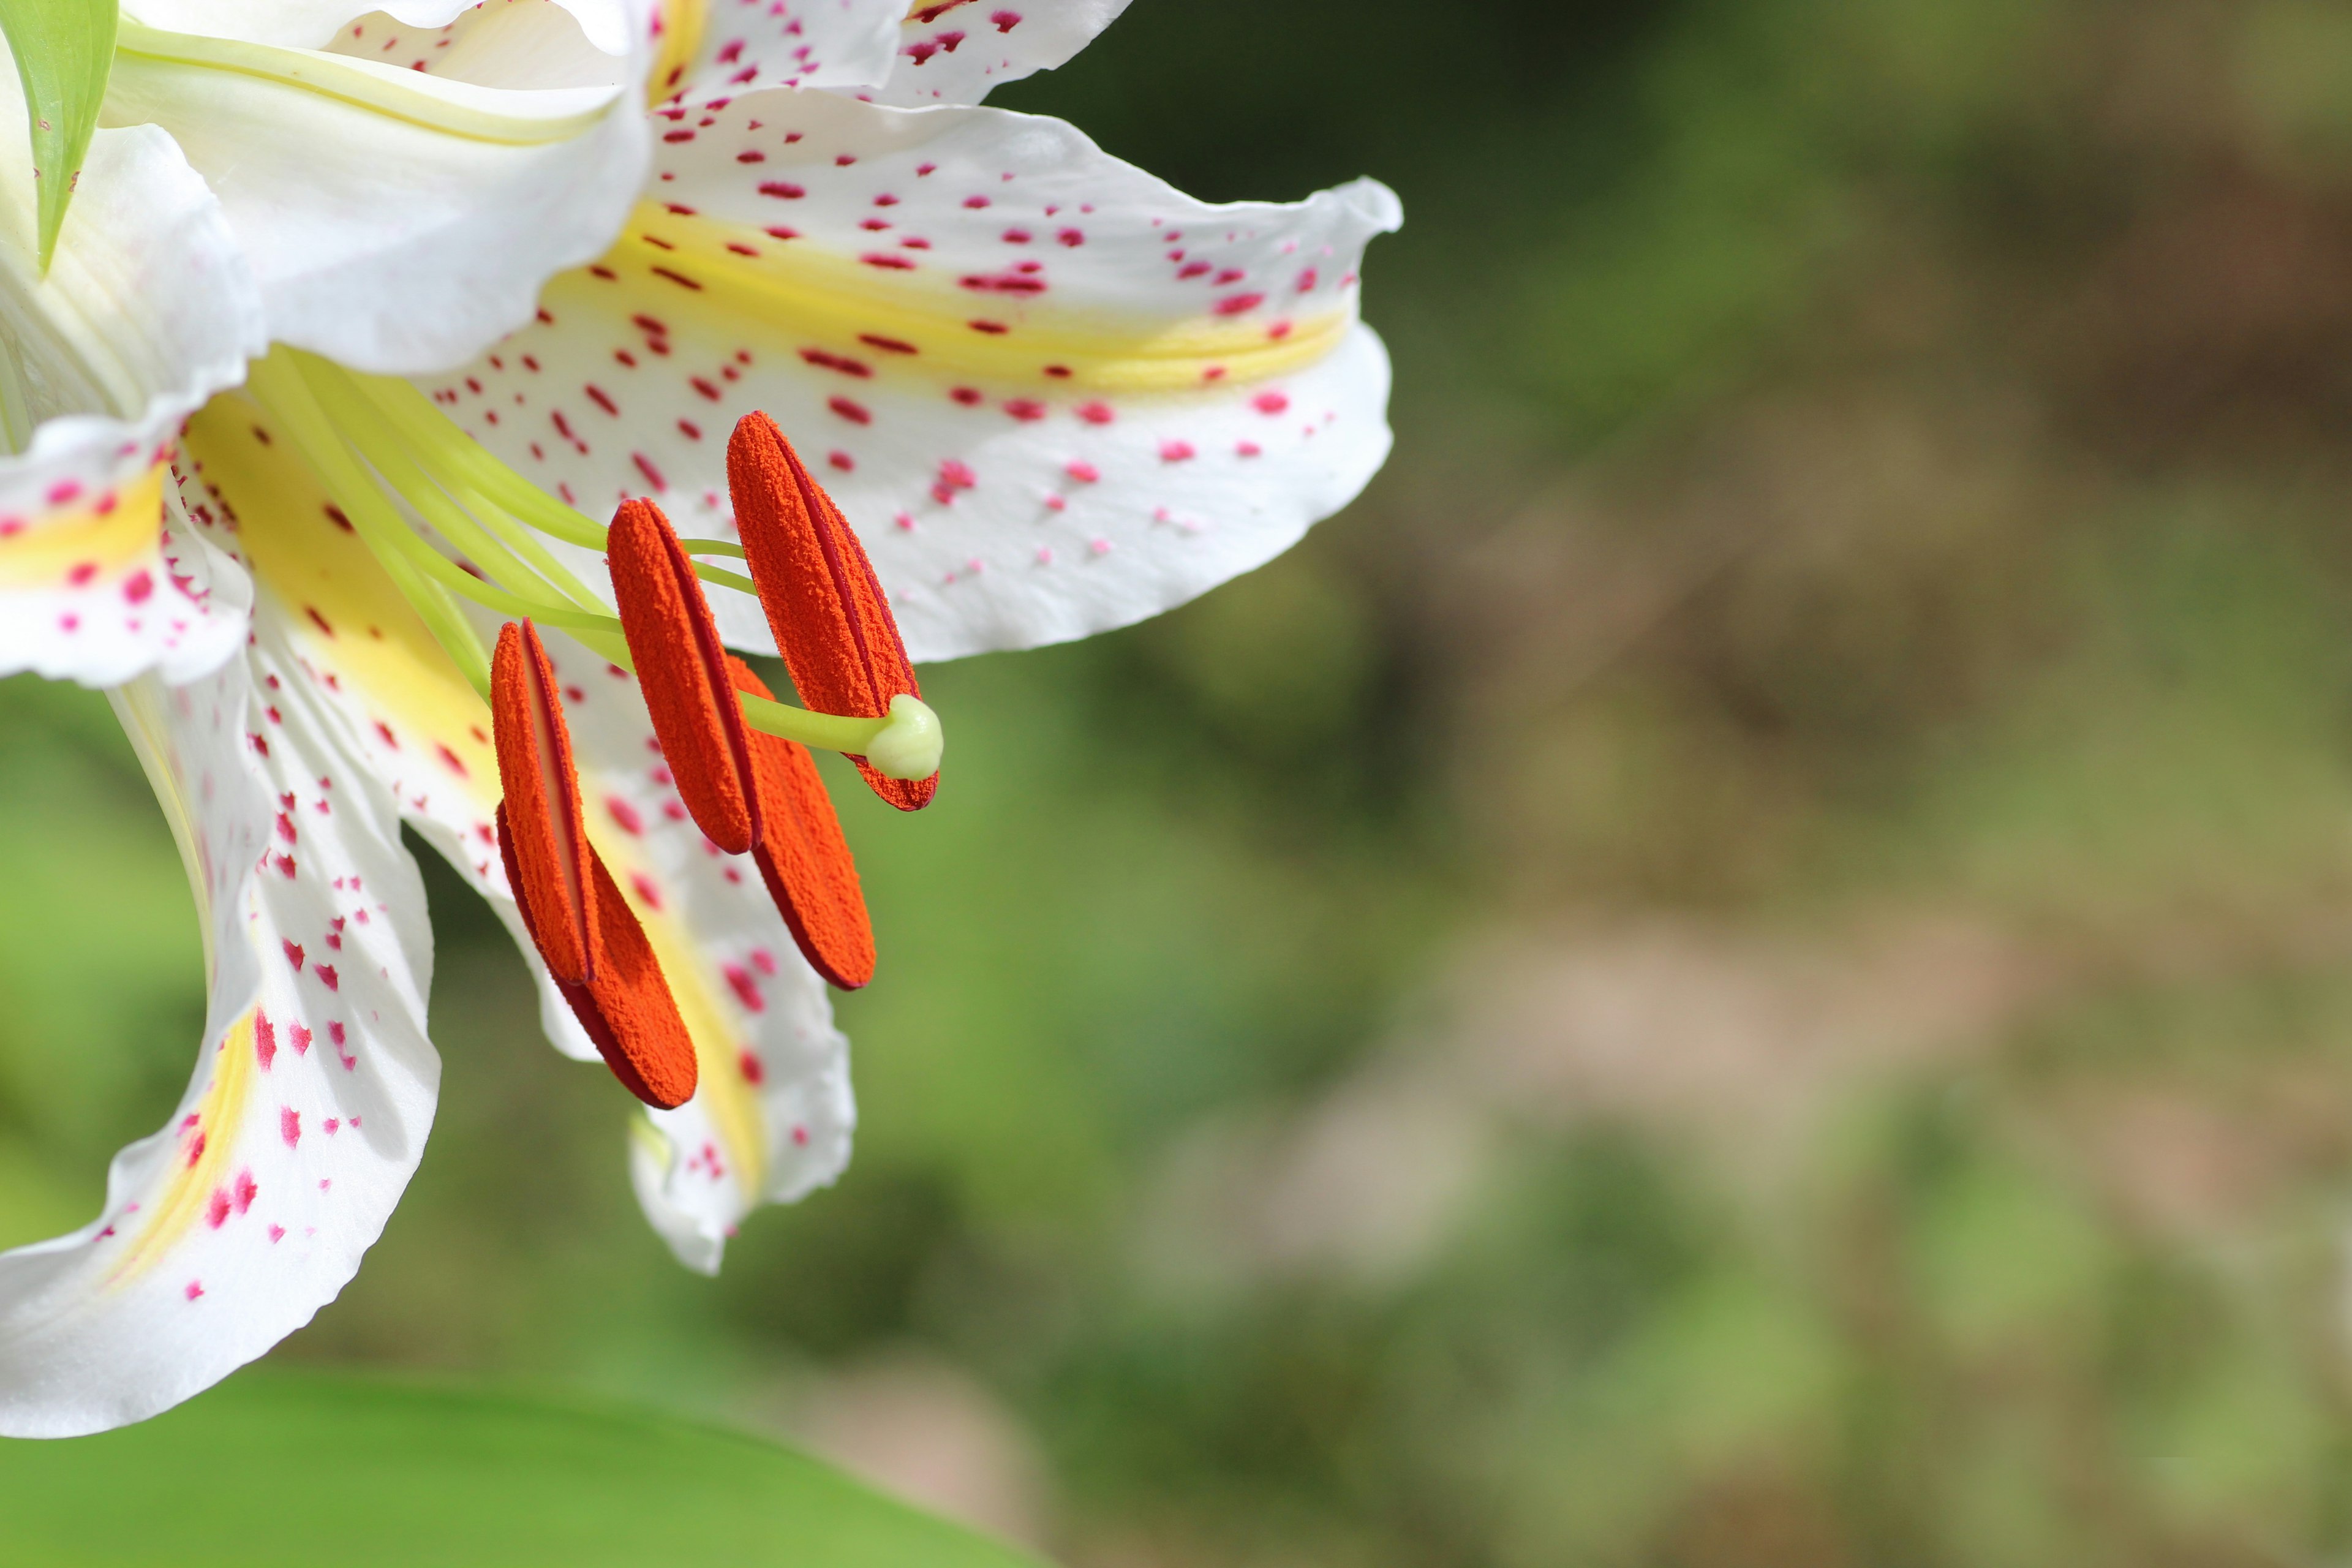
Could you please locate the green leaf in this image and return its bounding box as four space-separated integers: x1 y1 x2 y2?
0 1368 1050 1567
0 0 116 271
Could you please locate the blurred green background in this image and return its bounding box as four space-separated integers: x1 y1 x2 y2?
18 0 2352 1561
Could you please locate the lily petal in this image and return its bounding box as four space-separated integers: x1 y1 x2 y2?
0 109 266 686
424 89 1400 660
664 0 902 104
178 398 853 1270
870 0 1133 107
102 0 650 373
0 603 439 1438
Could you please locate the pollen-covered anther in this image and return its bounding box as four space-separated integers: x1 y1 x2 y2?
608 497 758 854
733 657 876 990
490 620 595 982
727 411 939 812
491 620 698 1109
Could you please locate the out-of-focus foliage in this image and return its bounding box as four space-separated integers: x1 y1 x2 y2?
14 0 2352 1562
0 1369 1046 1567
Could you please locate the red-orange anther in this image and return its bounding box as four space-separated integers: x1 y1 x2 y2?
608 497 878 986
731 657 875 989
491 621 699 1109
609 497 758 854
490 620 595 982
728 411 937 812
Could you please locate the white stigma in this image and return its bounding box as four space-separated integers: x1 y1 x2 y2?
863 693 942 780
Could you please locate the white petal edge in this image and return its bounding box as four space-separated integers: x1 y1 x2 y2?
669 0 903 103
0 604 440 1438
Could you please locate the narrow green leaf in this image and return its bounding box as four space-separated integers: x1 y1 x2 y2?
0 0 115 271
0 1368 1050 1567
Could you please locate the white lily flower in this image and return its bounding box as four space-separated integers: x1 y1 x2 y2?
0 0 1398 1438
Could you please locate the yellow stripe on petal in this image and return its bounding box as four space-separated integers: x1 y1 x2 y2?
646 0 707 105
584 202 1352 394
0 466 165 589
604 852 764 1201
110 1009 261 1286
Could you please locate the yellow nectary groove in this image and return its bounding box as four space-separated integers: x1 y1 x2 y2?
0 466 164 587
590 204 1352 394
110 1010 259 1287
646 0 707 105
115 19 622 146
613 864 765 1201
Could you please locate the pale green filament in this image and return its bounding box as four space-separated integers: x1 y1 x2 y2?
335 366 758 598
243 347 941 777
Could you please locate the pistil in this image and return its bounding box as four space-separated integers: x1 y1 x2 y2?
728 413 939 812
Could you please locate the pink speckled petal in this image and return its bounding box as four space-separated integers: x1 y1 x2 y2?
865 0 1133 108
104 0 650 374
663 0 903 105
0 620 440 1438
179 400 853 1274
422 89 1400 660
0 122 265 687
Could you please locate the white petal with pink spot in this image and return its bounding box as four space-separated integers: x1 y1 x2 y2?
0 119 265 687
669 0 902 105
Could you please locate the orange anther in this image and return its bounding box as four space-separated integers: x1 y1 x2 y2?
727 412 937 812
731 657 875 989
492 621 699 1109
609 498 757 854
490 620 595 982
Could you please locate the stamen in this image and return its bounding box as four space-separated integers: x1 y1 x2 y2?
609 500 878 987
732 657 876 990
491 622 596 984
727 412 939 811
609 499 759 855
492 621 699 1109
